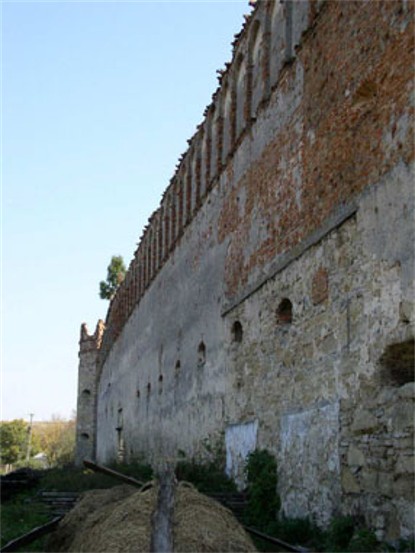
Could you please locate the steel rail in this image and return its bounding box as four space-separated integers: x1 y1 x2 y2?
0 516 63 553
83 459 144 487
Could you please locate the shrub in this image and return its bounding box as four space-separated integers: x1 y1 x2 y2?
324 515 356 551
397 537 415 552
276 516 324 549
175 460 236 493
110 460 153 483
347 528 379 552
243 449 280 530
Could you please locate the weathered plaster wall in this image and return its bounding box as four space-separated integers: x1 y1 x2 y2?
225 420 258 488
96 179 230 464
79 0 414 540
222 162 414 535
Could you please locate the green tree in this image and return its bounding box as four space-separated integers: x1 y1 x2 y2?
99 255 126 300
33 414 76 467
0 419 29 465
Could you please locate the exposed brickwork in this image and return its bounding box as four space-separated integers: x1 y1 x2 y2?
97 2 413 369
218 0 414 300
78 1 415 539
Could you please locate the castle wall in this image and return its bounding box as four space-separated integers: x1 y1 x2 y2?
83 0 414 540
221 162 414 534
75 321 104 466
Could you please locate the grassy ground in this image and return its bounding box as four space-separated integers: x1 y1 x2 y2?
2 461 413 553
0 462 153 551
0 491 50 549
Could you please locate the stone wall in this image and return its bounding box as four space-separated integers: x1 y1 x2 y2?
77 0 414 540
75 321 104 466
222 164 414 535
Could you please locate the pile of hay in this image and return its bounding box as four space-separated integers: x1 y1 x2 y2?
47 482 256 552
47 484 156 552
174 482 256 552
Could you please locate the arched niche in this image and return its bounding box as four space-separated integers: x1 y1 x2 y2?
250 19 264 117
270 0 285 87
235 54 247 138
276 298 293 325
198 341 206 367
200 125 210 198
210 110 220 180
232 320 243 343
221 83 233 165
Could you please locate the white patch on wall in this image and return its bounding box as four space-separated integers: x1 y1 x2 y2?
279 401 341 527
225 420 258 489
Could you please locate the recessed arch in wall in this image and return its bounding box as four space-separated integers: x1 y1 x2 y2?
379 339 414 386
82 389 91 397
198 341 206 366
250 19 264 116
276 298 293 325
222 83 233 163
117 407 123 430
200 125 210 197
210 107 220 179
81 433 89 440
251 20 262 64
235 53 247 137
232 320 244 343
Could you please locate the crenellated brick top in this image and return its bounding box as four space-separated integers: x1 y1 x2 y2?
96 0 414 370
97 0 298 368
80 320 105 355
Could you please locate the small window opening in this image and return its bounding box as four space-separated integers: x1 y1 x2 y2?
232 321 243 343
175 360 181 377
158 374 163 394
277 298 293 325
136 389 140 398
147 383 151 396
198 341 206 366
82 389 91 397
81 433 89 440
117 408 123 431
379 339 414 386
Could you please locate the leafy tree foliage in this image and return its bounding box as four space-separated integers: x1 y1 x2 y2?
32 414 76 467
0 419 29 465
99 255 126 300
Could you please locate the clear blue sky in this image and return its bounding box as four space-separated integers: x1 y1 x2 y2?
2 0 250 422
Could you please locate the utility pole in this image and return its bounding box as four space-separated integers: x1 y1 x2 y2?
26 413 34 463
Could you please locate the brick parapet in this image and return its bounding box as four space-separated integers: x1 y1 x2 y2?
97 0 414 371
